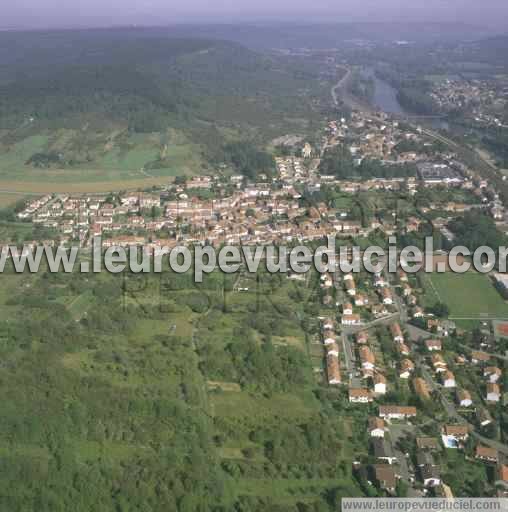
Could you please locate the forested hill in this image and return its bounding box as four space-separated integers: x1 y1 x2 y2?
0 35 250 130
0 29 328 179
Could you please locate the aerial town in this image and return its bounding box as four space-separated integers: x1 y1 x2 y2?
3 21 508 508
5 104 508 498
11 111 505 251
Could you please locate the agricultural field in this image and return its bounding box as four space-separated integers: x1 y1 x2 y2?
423 270 508 319
0 127 203 192
0 193 28 207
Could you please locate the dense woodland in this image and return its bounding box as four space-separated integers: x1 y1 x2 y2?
0 263 367 511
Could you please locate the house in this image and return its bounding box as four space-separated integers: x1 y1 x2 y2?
321 273 333 288
342 314 362 326
402 283 412 297
326 343 340 358
327 354 342 385
398 269 408 282
381 288 393 305
456 355 467 366
412 306 424 318
390 323 404 343
484 367 502 383
323 330 336 345
457 389 473 408
355 294 368 307
349 388 372 403
399 359 415 379
368 417 386 438
442 370 456 388
359 346 376 371
345 279 356 296
396 342 410 357
475 445 498 464
486 383 501 403
471 351 490 365
443 425 469 443
420 464 441 488
372 438 397 464
425 339 442 352
372 464 397 493
374 373 387 395
478 408 493 427
372 305 389 318
322 318 334 331
379 405 417 420
497 465 508 487
343 302 353 316
356 331 369 345
431 354 447 373
413 377 431 400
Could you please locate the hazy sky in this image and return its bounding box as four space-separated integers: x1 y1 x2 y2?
2 0 508 30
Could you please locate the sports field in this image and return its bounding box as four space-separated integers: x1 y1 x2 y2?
424 271 508 319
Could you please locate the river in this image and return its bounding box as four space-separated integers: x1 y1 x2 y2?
361 67 449 131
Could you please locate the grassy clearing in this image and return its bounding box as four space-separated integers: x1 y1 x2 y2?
207 381 242 392
210 390 318 428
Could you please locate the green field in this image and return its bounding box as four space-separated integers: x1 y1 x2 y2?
424 271 508 319
0 128 203 191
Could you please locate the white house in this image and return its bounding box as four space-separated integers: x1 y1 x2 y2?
484 367 501 383
342 314 361 326
457 389 473 408
368 417 386 438
374 373 387 395
486 383 500 403
425 339 442 352
399 359 415 379
349 388 371 403
343 302 353 316
322 318 334 331
442 371 456 388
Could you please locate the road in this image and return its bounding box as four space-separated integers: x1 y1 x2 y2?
456 342 508 362
331 67 352 107
389 423 417 483
341 331 355 374
331 66 373 113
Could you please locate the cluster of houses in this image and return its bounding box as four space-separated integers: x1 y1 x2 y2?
358 400 508 496
347 330 388 403
321 318 342 386
338 271 397 327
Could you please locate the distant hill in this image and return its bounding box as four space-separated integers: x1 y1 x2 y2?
144 22 492 49
0 28 327 188
466 34 508 65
